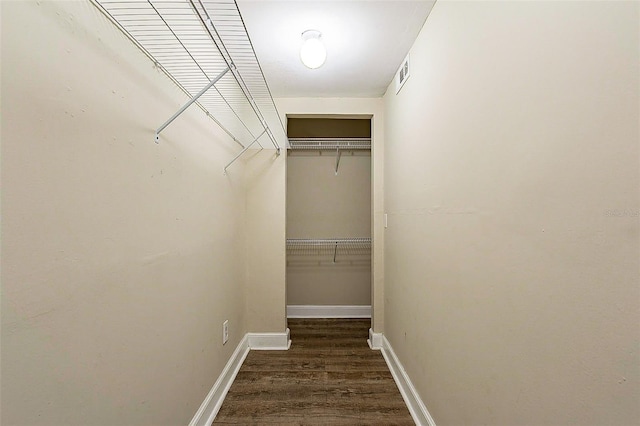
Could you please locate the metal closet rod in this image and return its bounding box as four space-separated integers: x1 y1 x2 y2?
191 0 281 155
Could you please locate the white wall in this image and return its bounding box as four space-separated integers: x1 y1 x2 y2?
244 150 287 333
1 1 252 424
276 98 385 330
383 1 639 425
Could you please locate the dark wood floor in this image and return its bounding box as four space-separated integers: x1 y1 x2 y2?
214 318 414 425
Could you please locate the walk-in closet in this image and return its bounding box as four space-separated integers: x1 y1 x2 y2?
4 0 638 425
286 118 372 318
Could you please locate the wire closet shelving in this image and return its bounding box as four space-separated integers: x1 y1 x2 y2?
288 137 371 174
91 0 286 172
287 138 371 151
286 238 371 263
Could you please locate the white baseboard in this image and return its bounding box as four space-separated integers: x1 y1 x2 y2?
247 328 291 350
194 327 439 426
287 305 371 318
190 329 291 425
367 328 383 350
189 335 250 426
381 336 436 426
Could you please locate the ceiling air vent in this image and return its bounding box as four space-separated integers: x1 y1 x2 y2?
395 54 410 94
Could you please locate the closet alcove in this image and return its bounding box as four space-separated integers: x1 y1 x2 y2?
286 117 372 318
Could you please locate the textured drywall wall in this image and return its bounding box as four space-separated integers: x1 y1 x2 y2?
244 151 287 333
276 98 385 331
383 1 639 425
287 152 371 306
1 1 248 424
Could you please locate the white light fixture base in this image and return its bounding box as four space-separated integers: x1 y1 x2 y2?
300 29 326 69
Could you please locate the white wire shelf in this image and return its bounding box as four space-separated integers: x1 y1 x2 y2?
288 138 371 151
287 138 371 174
91 0 287 171
286 238 371 262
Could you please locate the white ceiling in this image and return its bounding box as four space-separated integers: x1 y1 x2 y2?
236 1 436 98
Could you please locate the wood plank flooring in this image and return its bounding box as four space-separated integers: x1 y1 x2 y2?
214 319 414 425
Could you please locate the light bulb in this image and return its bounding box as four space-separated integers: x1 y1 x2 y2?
300 30 326 69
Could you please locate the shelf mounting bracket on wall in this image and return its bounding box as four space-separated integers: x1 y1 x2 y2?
155 67 229 143
224 129 267 175
92 0 287 161
335 147 342 175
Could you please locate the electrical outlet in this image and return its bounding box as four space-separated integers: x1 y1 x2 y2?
222 320 229 345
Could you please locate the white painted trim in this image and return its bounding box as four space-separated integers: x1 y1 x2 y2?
189 335 250 426
287 305 371 318
381 336 437 426
367 328 383 350
247 328 291 350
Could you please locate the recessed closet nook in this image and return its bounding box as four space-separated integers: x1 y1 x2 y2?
286 118 372 318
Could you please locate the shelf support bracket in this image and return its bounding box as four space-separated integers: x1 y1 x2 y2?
333 241 338 263
223 129 267 174
155 67 229 143
335 147 342 175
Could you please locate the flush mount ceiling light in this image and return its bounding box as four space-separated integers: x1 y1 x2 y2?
300 30 326 69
